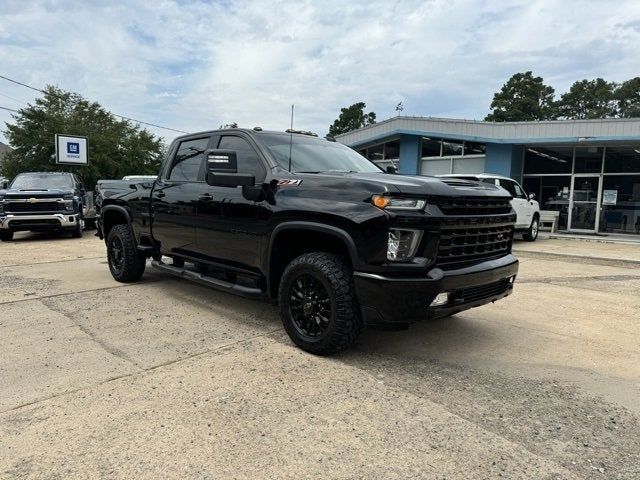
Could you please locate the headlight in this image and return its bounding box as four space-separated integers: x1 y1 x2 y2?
372 195 426 211
64 200 74 211
387 229 423 262
63 194 74 200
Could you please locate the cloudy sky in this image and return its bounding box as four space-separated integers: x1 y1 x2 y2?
1 0 639 145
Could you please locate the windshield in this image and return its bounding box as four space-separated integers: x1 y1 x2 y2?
10 173 74 190
259 134 383 174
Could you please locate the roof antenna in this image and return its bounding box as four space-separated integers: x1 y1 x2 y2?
288 104 294 172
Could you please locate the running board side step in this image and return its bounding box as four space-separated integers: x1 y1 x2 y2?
151 260 263 299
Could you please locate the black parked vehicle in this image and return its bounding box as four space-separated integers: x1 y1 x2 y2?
96 128 518 354
0 172 95 241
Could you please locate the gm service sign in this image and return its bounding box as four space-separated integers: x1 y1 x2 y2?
55 134 88 165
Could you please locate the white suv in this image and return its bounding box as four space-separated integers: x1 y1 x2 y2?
439 174 541 241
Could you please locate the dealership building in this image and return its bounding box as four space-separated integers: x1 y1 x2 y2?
336 116 640 236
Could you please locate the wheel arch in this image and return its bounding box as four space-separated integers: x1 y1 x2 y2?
102 205 133 242
266 222 360 299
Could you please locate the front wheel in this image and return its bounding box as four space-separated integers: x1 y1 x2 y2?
71 215 83 238
523 215 539 241
107 224 146 282
0 231 13 242
279 252 361 355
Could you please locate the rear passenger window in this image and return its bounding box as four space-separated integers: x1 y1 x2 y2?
218 136 266 183
169 137 210 181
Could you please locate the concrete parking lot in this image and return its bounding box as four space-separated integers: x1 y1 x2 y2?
1 233 639 479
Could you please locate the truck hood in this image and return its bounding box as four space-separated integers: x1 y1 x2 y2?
0 188 75 199
295 171 510 198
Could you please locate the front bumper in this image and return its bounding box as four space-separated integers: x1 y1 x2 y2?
354 254 519 328
0 213 80 232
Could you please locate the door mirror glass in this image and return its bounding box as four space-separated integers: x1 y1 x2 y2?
386 165 397 174
206 149 238 174
205 149 255 187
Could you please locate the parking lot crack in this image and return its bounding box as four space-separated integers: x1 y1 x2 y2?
0 328 282 416
39 298 144 371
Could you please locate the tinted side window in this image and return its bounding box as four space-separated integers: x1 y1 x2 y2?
498 179 516 197
218 136 265 182
499 179 526 198
169 137 210 181
512 181 526 199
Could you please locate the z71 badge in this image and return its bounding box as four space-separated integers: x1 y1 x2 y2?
276 179 303 186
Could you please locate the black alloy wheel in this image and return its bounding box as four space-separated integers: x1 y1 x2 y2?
279 252 361 355
107 224 146 282
109 235 125 275
289 273 332 338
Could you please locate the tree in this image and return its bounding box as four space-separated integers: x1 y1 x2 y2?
556 78 618 119
1 86 165 187
328 102 376 136
485 71 556 121
615 77 640 118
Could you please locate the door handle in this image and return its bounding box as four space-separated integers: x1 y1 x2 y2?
156 191 166 198
199 193 213 202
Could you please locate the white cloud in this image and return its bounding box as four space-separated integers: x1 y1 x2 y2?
1 0 639 145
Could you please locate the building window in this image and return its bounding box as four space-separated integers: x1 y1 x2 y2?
366 143 384 162
421 137 441 157
604 146 640 173
421 137 485 159
464 142 486 155
524 147 573 174
600 175 640 234
441 139 464 156
574 146 604 173
384 140 400 160
523 175 572 230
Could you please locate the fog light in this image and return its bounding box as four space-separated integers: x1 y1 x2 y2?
430 292 449 307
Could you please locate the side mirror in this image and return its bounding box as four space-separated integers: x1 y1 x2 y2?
1 181 8 189
386 165 398 174
205 149 255 187
528 192 536 200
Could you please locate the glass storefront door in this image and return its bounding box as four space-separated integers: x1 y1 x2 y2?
569 175 602 232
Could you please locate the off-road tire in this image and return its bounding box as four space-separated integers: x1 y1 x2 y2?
523 214 539 242
279 252 361 355
107 224 146 282
0 231 13 242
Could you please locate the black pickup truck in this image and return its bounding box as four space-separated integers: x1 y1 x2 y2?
96 128 518 354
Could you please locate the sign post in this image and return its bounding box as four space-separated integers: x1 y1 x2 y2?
55 134 88 165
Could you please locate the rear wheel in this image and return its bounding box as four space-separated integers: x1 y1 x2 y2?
0 231 13 242
523 215 539 242
107 224 146 282
279 252 361 355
